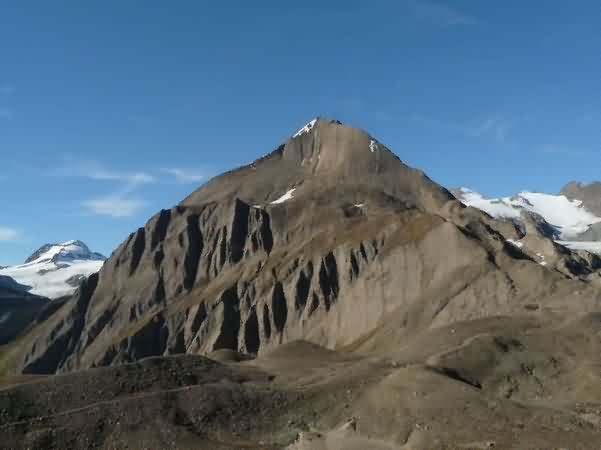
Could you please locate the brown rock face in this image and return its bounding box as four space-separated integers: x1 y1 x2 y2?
6 119 596 375
561 181 601 216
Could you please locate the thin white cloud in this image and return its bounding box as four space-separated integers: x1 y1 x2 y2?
82 195 146 218
468 118 512 143
0 226 19 242
51 160 156 186
48 160 154 219
543 144 568 155
88 170 156 185
373 111 395 122
0 84 14 120
163 168 208 184
542 144 591 156
411 114 511 142
409 0 478 26
0 84 14 96
51 159 212 218
49 160 158 219
411 113 463 134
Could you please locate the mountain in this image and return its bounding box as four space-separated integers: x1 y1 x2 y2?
0 240 106 299
4 119 601 448
12 118 481 373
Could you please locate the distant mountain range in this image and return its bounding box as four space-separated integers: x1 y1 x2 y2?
452 185 601 255
0 240 105 299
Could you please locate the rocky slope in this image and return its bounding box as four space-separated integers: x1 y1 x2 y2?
5 337 601 450
0 240 106 299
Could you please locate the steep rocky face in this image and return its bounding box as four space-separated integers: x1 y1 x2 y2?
559 182 601 242
0 275 49 345
6 119 599 375
561 181 601 216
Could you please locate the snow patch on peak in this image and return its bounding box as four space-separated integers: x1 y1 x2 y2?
369 140 378 153
506 239 524 249
293 119 317 138
458 189 521 219
271 188 297 205
535 252 547 266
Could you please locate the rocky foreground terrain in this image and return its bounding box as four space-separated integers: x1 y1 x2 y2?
3 119 601 449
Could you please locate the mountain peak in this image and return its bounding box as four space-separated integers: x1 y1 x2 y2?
182 118 453 218
24 240 106 265
0 240 106 298
278 117 408 181
291 117 347 139
292 118 318 138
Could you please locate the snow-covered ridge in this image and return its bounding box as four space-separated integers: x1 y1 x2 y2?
25 240 105 265
458 188 521 220
457 188 601 240
0 240 106 299
558 240 601 254
369 140 378 153
293 119 317 138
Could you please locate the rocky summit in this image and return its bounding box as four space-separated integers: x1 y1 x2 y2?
4 119 601 449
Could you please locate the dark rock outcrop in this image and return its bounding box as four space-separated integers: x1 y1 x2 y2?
0 275 50 345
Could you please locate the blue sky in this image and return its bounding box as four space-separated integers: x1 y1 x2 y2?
2 0 601 264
